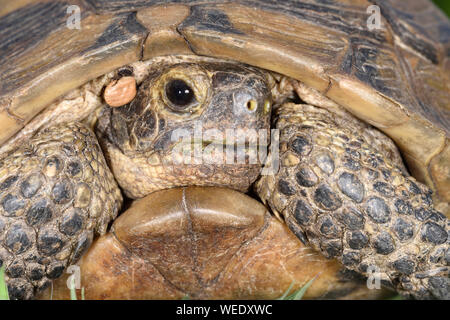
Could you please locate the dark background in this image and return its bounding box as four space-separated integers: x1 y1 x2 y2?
433 0 450 17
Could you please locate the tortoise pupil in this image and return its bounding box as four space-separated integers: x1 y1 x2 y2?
165 79 195 109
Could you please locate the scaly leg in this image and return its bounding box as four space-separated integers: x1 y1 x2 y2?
0 123 122 299
256 103 449 299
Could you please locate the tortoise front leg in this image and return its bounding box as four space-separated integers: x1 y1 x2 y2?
0 123 122 299
256 103 449 300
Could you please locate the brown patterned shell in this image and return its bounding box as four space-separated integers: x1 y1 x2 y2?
0 0 449 213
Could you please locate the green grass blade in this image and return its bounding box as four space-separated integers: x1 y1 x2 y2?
288 276 317 300
388 295 403 300
277 281 295 300
69 277 77 300
279 273 320 300
0 266 9 300
81 287 85 300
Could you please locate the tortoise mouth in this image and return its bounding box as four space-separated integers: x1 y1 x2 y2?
190 139 259 150
168 138 265 165
186 139 261 154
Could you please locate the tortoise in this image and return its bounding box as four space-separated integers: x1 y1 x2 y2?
0 0 448 300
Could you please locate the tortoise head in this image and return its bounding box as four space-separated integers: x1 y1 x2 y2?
96 62 272 198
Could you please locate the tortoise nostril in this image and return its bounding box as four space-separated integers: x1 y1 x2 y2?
246 99 257 112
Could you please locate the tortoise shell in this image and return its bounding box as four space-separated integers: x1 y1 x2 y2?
0 0 449 214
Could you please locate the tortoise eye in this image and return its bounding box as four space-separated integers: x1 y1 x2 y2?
165 79 197 111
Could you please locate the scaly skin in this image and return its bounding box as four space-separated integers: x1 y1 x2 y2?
0 123 122 299
256 103 449 299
